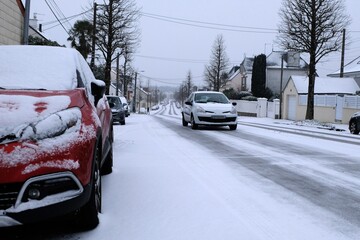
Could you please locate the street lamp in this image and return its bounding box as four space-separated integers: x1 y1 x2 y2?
132 70 144 113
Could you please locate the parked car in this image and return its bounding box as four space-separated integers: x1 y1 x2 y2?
349 111 360 134
119 96 130 117
107 95 126 125
151 105 160 110
182 91 238 130
0 45 113 229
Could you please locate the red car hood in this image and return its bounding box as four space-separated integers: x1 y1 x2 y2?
0 89 95 183
0 90 85 135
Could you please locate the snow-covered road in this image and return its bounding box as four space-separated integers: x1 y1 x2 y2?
4 101 360 239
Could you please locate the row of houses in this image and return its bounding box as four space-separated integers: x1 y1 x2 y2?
109 70 152 113
225 50 360 123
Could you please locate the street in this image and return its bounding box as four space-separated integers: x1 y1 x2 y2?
2 101 360 240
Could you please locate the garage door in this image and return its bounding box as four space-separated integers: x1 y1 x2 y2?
287 95 296 120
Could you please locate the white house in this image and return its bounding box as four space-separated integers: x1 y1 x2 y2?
283 75 360 123
266 51 309 95
0 0 24 45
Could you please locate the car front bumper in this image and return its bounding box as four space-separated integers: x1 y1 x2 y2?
195 114 237 125
0 172 91 227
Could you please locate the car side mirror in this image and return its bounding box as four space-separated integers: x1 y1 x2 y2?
91 81 106 105
232 102 237 106
185 101 192 106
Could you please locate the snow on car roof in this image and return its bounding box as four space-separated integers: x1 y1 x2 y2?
0 45 81 90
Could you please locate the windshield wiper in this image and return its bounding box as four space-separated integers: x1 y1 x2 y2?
0 133 18 144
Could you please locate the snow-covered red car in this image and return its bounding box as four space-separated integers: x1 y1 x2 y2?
0 46 113 229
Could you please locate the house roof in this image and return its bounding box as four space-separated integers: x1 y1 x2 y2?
328 56 360 76
240 57 254 72
267 51 308 69
290 75 359 94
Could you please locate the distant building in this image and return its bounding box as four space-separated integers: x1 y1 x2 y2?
225 51 309 95
225 57 254 92
327 56 360 88
283 75 359 122
0 0 24 45
0 0 48 45
266 51 309 95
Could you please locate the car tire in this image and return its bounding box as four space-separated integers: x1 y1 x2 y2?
74 141 101 230
349 121 359 134
182 114 188 126
101 146 113 175
191 115 198 129
120 120 126 125
229 124 237 130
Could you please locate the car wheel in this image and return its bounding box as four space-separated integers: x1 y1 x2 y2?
349 121 359 134
75 142 102 230
191 115 198 129
229 124 237 130
182 114 188 126
120 120 126 125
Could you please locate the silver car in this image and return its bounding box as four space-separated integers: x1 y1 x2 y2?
182 91 238 130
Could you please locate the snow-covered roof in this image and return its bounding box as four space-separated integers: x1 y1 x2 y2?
328 56 360 75
240 57 254 72
290 76 359 94
267 51 308 69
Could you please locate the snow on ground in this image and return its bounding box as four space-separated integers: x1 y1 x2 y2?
66 104 360 240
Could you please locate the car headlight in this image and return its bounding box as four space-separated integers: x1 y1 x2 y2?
231 106 237 114
195 106 205 113
21 108 81 141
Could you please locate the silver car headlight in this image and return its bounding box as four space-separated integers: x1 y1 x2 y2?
231 106 237 114
21 108 81 141
195 105 206 113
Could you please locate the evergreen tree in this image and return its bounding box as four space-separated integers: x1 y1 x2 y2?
67 20 93 59
251 54 267 97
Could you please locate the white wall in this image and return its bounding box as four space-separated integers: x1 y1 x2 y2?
0 0 23 45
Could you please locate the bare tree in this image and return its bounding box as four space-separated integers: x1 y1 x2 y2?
278 0 350 119
95 0 140 94
185 70 194 96
204 35 229 92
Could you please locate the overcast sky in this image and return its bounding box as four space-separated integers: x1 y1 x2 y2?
25 0 360 88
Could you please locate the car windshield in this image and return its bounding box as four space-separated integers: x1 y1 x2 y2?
0 46 79 90
194 93 229 103
107 97 122 108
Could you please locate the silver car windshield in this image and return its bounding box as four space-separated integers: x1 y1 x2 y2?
194 93 229 104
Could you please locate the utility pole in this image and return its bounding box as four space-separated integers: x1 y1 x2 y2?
116 53 120 96
90 2 97 71
23 0 31 45
132 72 137 113
279 53 284 119
340 29 346 78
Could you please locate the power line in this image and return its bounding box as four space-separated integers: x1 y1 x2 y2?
141 12 278 34
142 12 278 31
137 72 205 86
135 54 208 64
41 10 91 26
44 0 71 36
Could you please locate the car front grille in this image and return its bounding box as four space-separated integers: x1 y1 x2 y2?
0 183 22 210
198 117 237 123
